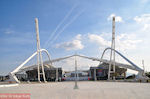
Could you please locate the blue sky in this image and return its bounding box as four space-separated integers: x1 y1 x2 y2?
0 0 150 75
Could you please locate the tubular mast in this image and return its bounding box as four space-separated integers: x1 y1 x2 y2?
108 17 116 80
35 18 46 82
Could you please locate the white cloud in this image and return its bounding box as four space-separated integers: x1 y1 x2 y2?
88 34 111 47
134 14 150 23
141 0 149 3
143 24 150 31
107 14 123 22
75 34 82 40
88 33 142 52
116 34 142 51
4 28 14 34
55 34 84 51
134 14 150 31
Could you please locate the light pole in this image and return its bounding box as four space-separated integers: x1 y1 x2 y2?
142 60 145 73
74 54 79 89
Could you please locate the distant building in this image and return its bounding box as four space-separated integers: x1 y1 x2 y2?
15 73 28 81
0 75 5 81
26 67 62 81
0 75 9 81
89 63 127 80
63 71 89 81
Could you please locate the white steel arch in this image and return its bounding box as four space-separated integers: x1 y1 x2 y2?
100 47 143 71
9 48 147 83
9 49 51 83
100 47 145 79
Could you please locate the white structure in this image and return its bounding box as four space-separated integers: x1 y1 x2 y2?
7 17 147 83
8 51 146 83
35 18 46 82
74 55 79 89
108 16 116 80
9 49 51 83
8 18 51 83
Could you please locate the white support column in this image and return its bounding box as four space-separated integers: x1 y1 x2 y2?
37 46 40 82
142 60 145 73
112 17 116 80
94 68 97 81
74 55 78 89
108 16 116 80
56 68 58 82
35 18 46 82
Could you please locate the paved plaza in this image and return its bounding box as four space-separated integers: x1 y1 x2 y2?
0 81 150 99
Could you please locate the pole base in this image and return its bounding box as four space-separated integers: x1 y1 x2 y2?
44 81 47 83
74 84 79 89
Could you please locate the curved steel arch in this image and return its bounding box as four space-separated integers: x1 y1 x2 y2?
100 47 143 72
11 49 51 74
10 49 51 83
